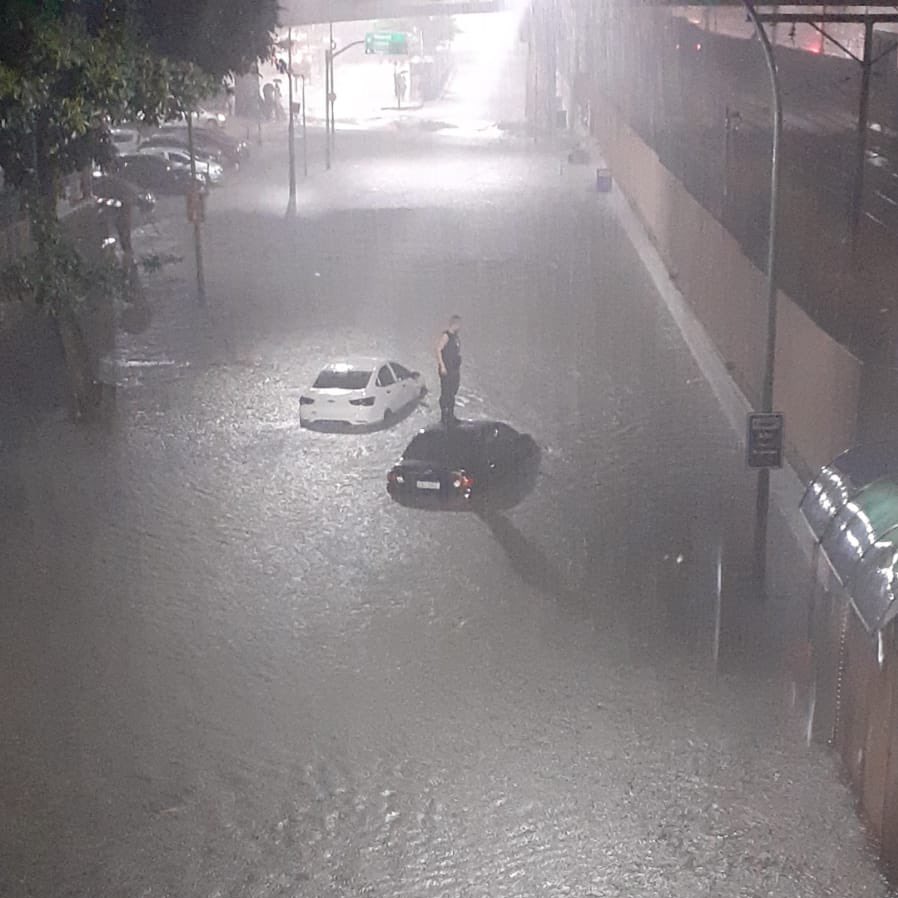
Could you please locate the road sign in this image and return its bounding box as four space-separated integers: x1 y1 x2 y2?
747 412 785 469
365 31 409 55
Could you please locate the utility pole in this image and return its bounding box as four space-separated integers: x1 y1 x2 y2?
325 40 332 170
328 22 336 155
286 27 297 218
851 18 875 255
301 74 308 178
324 35 367 167
741 1 783 589
186 113 207 307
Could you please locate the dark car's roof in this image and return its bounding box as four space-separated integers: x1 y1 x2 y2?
402 421 517 465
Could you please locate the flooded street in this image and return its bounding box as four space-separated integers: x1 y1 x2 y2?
1 14 892 898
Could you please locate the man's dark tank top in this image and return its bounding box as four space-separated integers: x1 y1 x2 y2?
442 331 461 370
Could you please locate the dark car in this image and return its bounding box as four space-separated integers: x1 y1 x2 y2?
91 173 156 214
152 125 249 165
112 154 206 195
387 420 539 509
138 135 225 166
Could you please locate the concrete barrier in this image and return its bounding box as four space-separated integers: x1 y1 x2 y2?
592 96 860 474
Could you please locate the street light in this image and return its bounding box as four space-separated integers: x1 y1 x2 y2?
185 112 207 306
740 0 783 589
278 29 299 217
324 29 368 169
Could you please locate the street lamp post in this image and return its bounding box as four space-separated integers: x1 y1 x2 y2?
741 0 783 588
286 27 297 218
186 113 207 306
324 35 367 168
325 43 332 170
301 74 308 177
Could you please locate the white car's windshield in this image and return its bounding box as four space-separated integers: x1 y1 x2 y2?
313 369 371 390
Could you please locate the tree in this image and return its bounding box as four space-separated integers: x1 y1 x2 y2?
0 0 278 418
130 0 279 78
0 2 178 416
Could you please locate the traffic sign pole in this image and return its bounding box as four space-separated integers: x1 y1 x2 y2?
741 0 783 593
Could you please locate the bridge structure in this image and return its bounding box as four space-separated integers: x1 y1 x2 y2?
279 0 510 26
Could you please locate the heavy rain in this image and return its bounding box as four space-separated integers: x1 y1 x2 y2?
2 2 897 896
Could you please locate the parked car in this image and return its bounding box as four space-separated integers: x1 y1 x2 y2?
160 107 227 130
387 421 540 509
109 126 142 155
91 172 156 214
137 145 225 184
111 154 206 195
151 126 249 166
299 358 426 429
139 135 225 166
193 107 228 128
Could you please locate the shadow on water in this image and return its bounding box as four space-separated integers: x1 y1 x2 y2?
476 504 581 605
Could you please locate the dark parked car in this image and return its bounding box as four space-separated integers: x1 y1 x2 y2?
91 173 156 214
138 135 225 166
387 420 540 510
153 125 249 165
111 154 206 195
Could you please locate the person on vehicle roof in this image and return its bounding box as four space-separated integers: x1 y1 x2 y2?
435 315 462 427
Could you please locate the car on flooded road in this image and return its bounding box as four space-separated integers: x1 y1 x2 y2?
299 358 426 429
387 421 540 510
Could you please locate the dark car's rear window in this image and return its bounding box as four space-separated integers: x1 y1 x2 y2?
404 428 484 465
404 432 447 461
313 369 371 390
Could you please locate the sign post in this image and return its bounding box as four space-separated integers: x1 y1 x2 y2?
747 413 785 470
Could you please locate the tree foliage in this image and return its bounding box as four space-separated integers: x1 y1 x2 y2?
0 3 174 209
131 0 279 79
0 0 278 205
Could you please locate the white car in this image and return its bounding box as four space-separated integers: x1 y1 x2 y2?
109 126 141 155
137 145 225 184
300 358 426 428
161 108 227 129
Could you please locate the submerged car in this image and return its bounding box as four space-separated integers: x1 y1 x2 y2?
387 421 539 509
300 358 426 429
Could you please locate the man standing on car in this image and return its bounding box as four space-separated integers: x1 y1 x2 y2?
436 315 462 426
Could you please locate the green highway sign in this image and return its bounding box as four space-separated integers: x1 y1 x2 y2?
364 31 409 55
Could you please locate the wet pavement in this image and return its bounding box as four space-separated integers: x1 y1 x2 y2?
1 14 894 898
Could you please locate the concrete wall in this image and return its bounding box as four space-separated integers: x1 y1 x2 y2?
592 96 860 475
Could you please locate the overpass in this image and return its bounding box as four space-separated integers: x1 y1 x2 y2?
279 0 510 26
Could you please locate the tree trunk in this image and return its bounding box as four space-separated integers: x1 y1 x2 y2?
31 116 109 422
54 299 103 420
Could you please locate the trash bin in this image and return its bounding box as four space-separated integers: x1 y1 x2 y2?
596 167 612 193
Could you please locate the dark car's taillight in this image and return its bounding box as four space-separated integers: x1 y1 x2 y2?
452 471 474 494
299 396 314 405
349 396 375 406
387 469 405 487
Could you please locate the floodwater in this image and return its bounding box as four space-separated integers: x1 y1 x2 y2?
1 12 891 898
